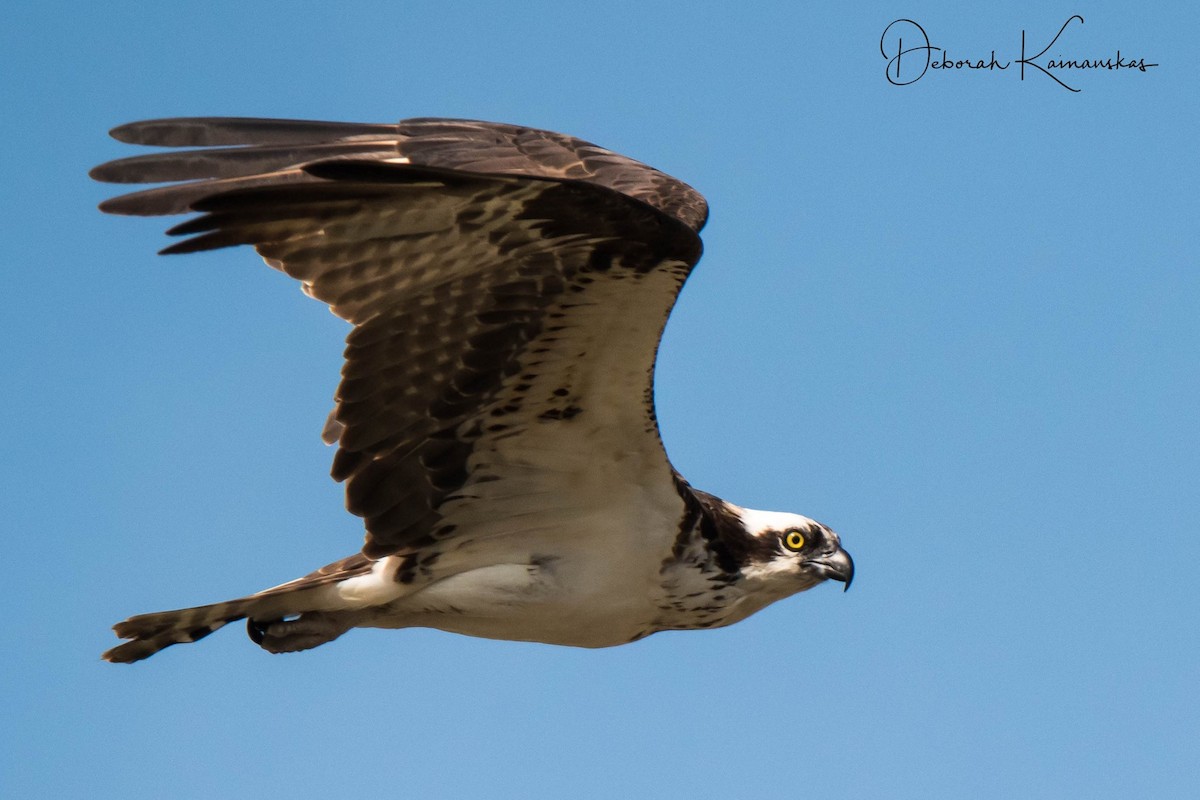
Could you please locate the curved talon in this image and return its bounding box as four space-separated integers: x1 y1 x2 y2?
246 617 275 645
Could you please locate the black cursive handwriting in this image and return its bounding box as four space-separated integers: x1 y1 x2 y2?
881 16 1158 92
1018 15 1157 92
1018 15 1080 91
881 19 1009 86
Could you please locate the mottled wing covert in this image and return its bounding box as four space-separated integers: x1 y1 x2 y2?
92 117 706 557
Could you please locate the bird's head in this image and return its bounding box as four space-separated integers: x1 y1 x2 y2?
733 507 854 593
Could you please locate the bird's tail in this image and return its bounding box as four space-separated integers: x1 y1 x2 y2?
103 553 376 663
102 594 273 663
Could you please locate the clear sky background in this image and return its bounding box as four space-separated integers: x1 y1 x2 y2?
2 1 1196 798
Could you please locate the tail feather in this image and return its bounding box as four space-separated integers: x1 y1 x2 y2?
103 553 380 663
103 596 267 663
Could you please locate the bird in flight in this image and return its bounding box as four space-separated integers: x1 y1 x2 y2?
93 116 853 663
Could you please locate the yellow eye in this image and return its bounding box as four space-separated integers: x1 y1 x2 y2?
783 529 806 551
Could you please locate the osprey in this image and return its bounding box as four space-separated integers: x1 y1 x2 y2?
93 116 854 663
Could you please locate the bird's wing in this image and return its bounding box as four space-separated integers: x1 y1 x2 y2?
91 116 708 230
93 117 706 558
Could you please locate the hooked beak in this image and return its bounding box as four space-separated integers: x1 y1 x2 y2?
803 548 854 591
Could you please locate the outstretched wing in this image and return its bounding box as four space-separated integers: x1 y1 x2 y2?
92 117 706 558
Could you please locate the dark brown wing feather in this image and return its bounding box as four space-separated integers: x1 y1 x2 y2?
92 116 708 231
93 117 705 557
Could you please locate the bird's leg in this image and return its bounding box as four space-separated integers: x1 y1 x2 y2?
247 612 353 654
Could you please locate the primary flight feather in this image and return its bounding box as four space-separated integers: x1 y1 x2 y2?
93 116 853 663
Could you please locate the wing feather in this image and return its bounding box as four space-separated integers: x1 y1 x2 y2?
95 116 708 231
93 117 705 557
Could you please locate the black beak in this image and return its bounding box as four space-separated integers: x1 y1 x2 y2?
804 548 854 591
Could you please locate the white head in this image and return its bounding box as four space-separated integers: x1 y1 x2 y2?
732 506 854 592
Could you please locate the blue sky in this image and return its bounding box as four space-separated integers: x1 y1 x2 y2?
2 1 1196 797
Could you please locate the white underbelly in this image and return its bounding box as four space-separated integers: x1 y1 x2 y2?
375 509 674 647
